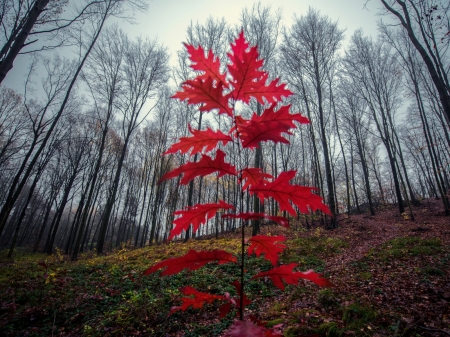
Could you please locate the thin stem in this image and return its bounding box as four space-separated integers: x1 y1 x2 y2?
231 100 245 320
240 198 245 320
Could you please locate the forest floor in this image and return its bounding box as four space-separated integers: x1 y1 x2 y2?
0 198 449 336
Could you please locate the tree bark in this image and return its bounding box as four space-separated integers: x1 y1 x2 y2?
0 0 50 84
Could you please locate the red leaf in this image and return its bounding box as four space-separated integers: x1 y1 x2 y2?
265 216 290 228
252 263 333 291
142 249 237 276
295 269 335 288
240 168 273 191
170 286 225 313
249 73 293 105
239 120 291 148
172 77 232 117
249 171 331 216
222 213 289 228
169 200 234 240
227 32 292 104
159 149 237 185
227 31 267 104
247 235 286 266
264 327 283 337
226 320 266 337
265 326 283 336
238 105 309 148
219 301 233 318
165 125 232 156
255 104 309 128
185 44 227 85
230 280 252 308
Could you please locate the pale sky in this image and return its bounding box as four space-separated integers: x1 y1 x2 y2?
4 0 386 92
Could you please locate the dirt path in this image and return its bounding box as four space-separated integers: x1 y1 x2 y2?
324 200 450 273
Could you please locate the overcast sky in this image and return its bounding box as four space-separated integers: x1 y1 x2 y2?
4 0 387 92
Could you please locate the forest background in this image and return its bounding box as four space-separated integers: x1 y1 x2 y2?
1 0 450 336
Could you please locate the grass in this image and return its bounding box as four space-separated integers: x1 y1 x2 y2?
0 236 321 336
1 232 447 336
0 239 246 336
281 236 348 272
367 237 442 261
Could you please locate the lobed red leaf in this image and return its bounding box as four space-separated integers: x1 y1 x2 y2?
227 32 293 105
237 105 309 148
252 263 333 291
249 171 331 216
185 44 228 84
221 212 289 228
142 249 237 276
226 320 266 337
164 125 232 156
227 31 267 104
240 168 273 191
230 280 252 308
249 74 293 105
172 77 232 117
247 235 287 266
159 149 237 185
169 200 234 240
170 286 225 313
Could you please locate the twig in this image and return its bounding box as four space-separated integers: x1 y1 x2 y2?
51 311 56 337
419 326 450 336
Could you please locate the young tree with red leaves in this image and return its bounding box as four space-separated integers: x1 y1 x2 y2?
143 31 332 336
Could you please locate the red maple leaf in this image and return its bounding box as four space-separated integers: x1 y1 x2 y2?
164 125 232 156
226 320 266 337
169 201 234 240
185 44 228 85
227 31 267 104
240 168 273 191
249 73 293 105
231 280 252 308
247 235 286 266
142 249 237 276
252 263 333 291
249 171 331 216
172 77 232 117
238 105 309 148
227 32 293 105
265 328 283 337
170 286 225 313
159 149 237 185
255 104 309 127
264 215 290 228
221 213 289 228
239 120 292 148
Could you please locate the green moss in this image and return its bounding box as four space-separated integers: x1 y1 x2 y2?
266 318 284 328
283 326 304 337
342 303 377 330
358 272 372 281
317 289 340 310
371 237 442 261
319 322 344 337
290 237 348 256
421 267 444 276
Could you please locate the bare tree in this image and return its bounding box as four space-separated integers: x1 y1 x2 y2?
342 31 408 215
96 34 169 254
0 0 145 240
378 0 450 126
281 8 344 227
